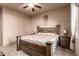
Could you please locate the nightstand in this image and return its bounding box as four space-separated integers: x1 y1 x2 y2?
30 32 36 35
59 36 70 49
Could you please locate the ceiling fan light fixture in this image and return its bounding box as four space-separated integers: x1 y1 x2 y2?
22 3 42 12
28 3 34 8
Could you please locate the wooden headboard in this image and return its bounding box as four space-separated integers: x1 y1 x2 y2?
37 25 60 35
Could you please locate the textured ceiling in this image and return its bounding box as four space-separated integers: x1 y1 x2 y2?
0 3 70 16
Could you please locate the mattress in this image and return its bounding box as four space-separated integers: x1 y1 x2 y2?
21 33 59 53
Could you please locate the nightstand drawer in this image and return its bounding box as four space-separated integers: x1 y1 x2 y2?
60 44 70 48
59 36 70 49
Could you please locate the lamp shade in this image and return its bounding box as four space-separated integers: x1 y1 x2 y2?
63 29 68 36
33 29 36 33
63 30 67 33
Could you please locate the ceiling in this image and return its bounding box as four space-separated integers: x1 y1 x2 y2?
0 3 70 16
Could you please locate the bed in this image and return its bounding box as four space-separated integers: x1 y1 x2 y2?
16 25 60 56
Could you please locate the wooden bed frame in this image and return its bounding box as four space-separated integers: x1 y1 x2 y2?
16 25 60 56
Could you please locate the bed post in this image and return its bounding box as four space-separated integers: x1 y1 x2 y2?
16 36 21 51
56 25 60 35
46 41 53 56
37 26 40 33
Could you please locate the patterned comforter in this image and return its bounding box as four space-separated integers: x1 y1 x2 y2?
21 33 59 53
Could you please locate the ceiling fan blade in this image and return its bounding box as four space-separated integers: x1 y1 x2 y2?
23 6 28 8
35 5 42 9
32 8 35 12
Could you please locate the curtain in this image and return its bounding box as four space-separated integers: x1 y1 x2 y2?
76 4 79 41
70 3 77 50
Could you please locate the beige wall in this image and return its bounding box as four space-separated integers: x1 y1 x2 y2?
75 7 79 56
2 7 32 46
0 5 71 46
78 9 79 37
31 6 71 36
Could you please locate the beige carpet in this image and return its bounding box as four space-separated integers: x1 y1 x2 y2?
0 44 75 56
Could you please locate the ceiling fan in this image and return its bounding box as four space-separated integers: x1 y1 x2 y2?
22 3 42 12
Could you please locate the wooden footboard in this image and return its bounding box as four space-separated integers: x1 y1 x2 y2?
16 36 53 56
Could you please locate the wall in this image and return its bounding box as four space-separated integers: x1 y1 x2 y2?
0 8 3 45
31 6 71 36
2 7 32 46
1 5 71 46
75 7 79 56
75 24 79 55
78 8 79 38
78 16 79 38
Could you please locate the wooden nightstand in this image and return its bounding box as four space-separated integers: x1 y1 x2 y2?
30 32 36 35
59 36 70 49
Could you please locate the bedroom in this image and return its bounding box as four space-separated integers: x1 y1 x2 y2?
0 3 78 56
